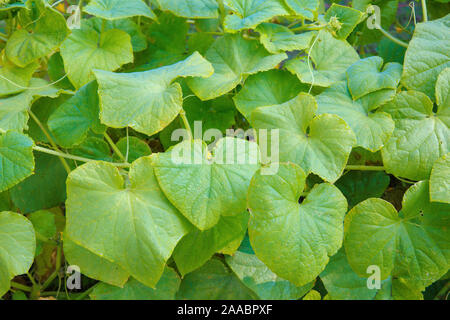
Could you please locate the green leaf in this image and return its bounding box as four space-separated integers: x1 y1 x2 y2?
153 137 260 230
223 0 290 32
0 211 36 297
324 4 363 40
320 249 384 300
284 0 320 20
335 171 390 209
114 137 152 163
248 163 348 286
302 289 321 300
187 34 287 101
60 19 134 89
0 131 34 193
316 81 395 152
381 91 449 181
70 137 112 162
155 0 219 18
63 235 129 287
257 23 315 54
83 0 156 20
0 53 39 97
66 156 191 288
402 14 450 100
10 152 67 213
286 30 359 87
0 78 61 132
95 52 213 136
5 0 69 67
28 210 57 256
48 81 105 148
173 211 249 276
430 153 450 204
47 53 75 90
176 258 256 300
90 268 180 300
251 93 356 183
344 181 450 291
226 250 314 300
233 69 308 120
436 68 450 111
347 57 402 100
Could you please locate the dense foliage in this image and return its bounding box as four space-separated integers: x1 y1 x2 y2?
0 0 449 300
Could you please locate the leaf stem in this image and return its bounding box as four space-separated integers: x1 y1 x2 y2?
291 23 326 32
434 281 449 300
421 0 428 22
104 132 126 162
33 146 131 168
28 110 72 174
11 281 32 292
345 165 386 171
179 109 193 140
75 284 97 300
375 24 409 48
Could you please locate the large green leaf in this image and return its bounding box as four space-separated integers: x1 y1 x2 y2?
430 153 449 204
381 91 449 181
248 163 348 286
0 78 61 132
0 211 36 297
257 23 315 54
284 0 320 20
320 249 386 300
60 19 133 89
173 211 249 276
251 93 356 183
0 53 38 97
286 30 359 87
64 235 129 287
153 137 260 230
48 81 105 148
223 0 290 32
155 0 219 18
176 258 256 300
344 181 450 291
95 52 213 136
316 81 395 152
346 57 402 100
187 34 287 101
233 69 308 120
90 268 180 300
5 0 69 67
10 152 67 214
0 131 34 193
65 156 191 288
402 14 450 100
83 0 156 20
226 250 314 300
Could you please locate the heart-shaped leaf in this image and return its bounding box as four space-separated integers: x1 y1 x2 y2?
251 93 356 183
95 52 213 136
153 137 260 230
66 156 191 288
344 181 450 291
248 163 348 286
324 4 363 40
0 211 36 297
257 23 315 54
347 57 402 100
187 34 287 101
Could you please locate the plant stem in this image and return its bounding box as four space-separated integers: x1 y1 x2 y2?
291 23 326 32
11 282 32 292
75 284 97 300
104 132 126 162
434 281 449 300
179 109 193 140
345 165 386 171
27 272 38 288
421 0 428 22
33 146 131 168
376 24 409 48
28 110 72 174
